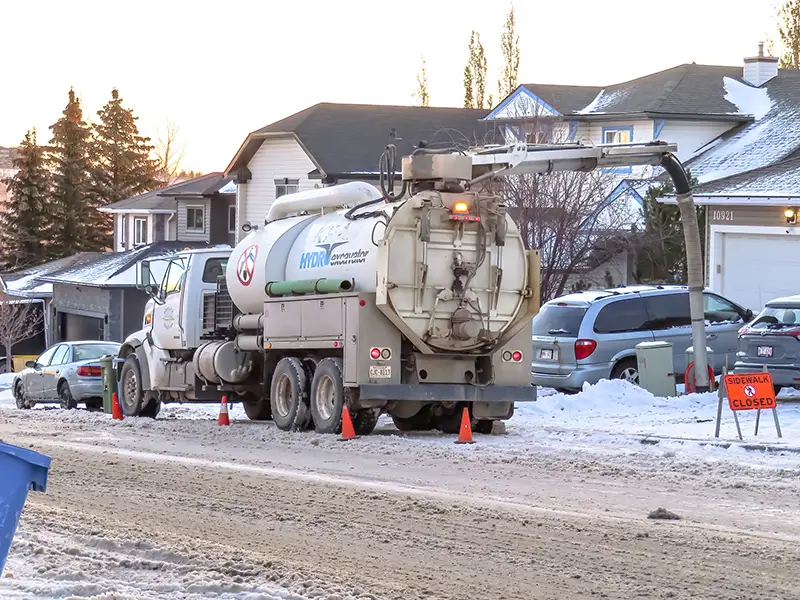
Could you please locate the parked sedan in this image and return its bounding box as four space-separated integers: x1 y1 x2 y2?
13 341 121 410
734 295 800 394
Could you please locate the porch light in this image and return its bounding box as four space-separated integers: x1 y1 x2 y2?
785 208 797 224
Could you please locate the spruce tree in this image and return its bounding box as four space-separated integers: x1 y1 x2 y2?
49 88 95 257
0 129 53 269
93 88 159 203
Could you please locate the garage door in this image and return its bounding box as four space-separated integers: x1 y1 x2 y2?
61 312 105 341
721 233 800 311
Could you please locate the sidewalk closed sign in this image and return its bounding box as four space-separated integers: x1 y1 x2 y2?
723 373 776 411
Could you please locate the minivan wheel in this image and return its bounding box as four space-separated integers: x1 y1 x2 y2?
611 359 639 385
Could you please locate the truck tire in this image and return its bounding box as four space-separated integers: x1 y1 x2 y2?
270 357 309 431
120 356 145 416
433 408 463 434
391 405 433 431
243 395 272 421
140 398 161 419
353 408 380 435
310 357 345 434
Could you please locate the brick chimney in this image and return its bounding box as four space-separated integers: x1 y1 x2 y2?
743 41 779 87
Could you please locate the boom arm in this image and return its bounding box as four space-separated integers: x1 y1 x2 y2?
467 141 710 392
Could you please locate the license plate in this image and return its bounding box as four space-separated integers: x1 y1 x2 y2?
369 365 392 379
539 348 556 360
757 346 773 358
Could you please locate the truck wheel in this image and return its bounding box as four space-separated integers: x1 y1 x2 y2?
242 394 272 421
310 357 345 434
391 405 433 431
353 408 380 435
433 409 463 434
120 356 145 416
270 357 309 431
140 398 161 419
474 420 494 434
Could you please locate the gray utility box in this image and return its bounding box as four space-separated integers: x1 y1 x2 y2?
635 341 676 397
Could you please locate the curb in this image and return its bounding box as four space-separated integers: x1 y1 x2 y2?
638 435 800 454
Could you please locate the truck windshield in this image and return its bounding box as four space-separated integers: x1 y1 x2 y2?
162 258 188 296
531 304 586 337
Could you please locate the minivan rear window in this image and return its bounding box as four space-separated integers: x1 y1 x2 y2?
532 304 587 337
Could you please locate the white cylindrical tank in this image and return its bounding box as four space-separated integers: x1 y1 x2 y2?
226 183 530 352
226 187 393 314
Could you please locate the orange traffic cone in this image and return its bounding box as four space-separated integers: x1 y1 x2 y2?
455 407 474 444
217 395 230 426
111 392 124 421
340 405 356 441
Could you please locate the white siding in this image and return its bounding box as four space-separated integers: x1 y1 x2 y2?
177 198 211 242
657 120 739 162
241 137 318 228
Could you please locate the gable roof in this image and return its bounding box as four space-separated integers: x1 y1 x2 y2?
493 64 757 120
39 241 209 288
100 173 233 213
226 103 497 180
0 253 100 298
684 69 800 182
690 156 800 198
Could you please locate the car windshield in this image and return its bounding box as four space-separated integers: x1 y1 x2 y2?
748 306 800 331
73 344 121 361
532 304 586 337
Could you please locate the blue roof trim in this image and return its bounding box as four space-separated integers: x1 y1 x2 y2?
486 86 561 119
653 119 666 139
607 180 645 207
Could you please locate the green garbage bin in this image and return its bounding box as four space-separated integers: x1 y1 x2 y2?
99 355 114 414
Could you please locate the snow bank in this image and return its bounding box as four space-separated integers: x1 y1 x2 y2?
0 372 16 391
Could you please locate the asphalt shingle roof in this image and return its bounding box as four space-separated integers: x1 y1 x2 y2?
103 173 233 211
233 103 497 178
685 69 800 182
1 253 100 297
39 241 209 287
522 64 749 117
692 157 800 197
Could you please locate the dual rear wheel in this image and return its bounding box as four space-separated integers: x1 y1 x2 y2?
269 356 379 435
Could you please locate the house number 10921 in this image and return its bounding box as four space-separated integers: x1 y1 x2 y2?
712 210 734 221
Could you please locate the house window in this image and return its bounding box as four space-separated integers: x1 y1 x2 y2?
602 126 633 145
601 126 634 173
120 215 128 248
133 217 148 246
228 205 236 234
186 206 205 231
275 178 299 198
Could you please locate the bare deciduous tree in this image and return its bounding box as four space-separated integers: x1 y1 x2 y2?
0 299 44 373
154 120 187 185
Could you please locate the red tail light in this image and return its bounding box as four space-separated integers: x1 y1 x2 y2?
574 339 597 360
76 365 102 377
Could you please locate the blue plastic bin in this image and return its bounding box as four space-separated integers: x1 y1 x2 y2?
0 441 51 574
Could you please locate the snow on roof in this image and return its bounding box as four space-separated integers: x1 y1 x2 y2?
0 253 101 297
692 156 800 197
766 294 800 306
40 242 209 288
577 88 630 115
687 70 800 183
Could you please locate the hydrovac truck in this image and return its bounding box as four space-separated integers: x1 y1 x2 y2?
116 146 539 434
117 140 692 434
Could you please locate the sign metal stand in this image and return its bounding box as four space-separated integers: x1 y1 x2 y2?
715 366 781 441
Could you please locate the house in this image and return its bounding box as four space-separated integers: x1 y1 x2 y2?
653 49 800 311
39 241 208 343
100 172 236 251
224 103 497 241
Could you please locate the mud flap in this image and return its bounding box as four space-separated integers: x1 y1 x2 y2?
472 401 514 420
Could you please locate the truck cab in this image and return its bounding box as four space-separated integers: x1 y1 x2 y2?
116 248 232 416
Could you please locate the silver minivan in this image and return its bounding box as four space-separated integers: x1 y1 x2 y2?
531 285 753 393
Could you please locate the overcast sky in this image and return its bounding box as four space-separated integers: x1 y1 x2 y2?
1 0 781 172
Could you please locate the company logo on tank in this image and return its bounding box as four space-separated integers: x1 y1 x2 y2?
299 241 369 269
